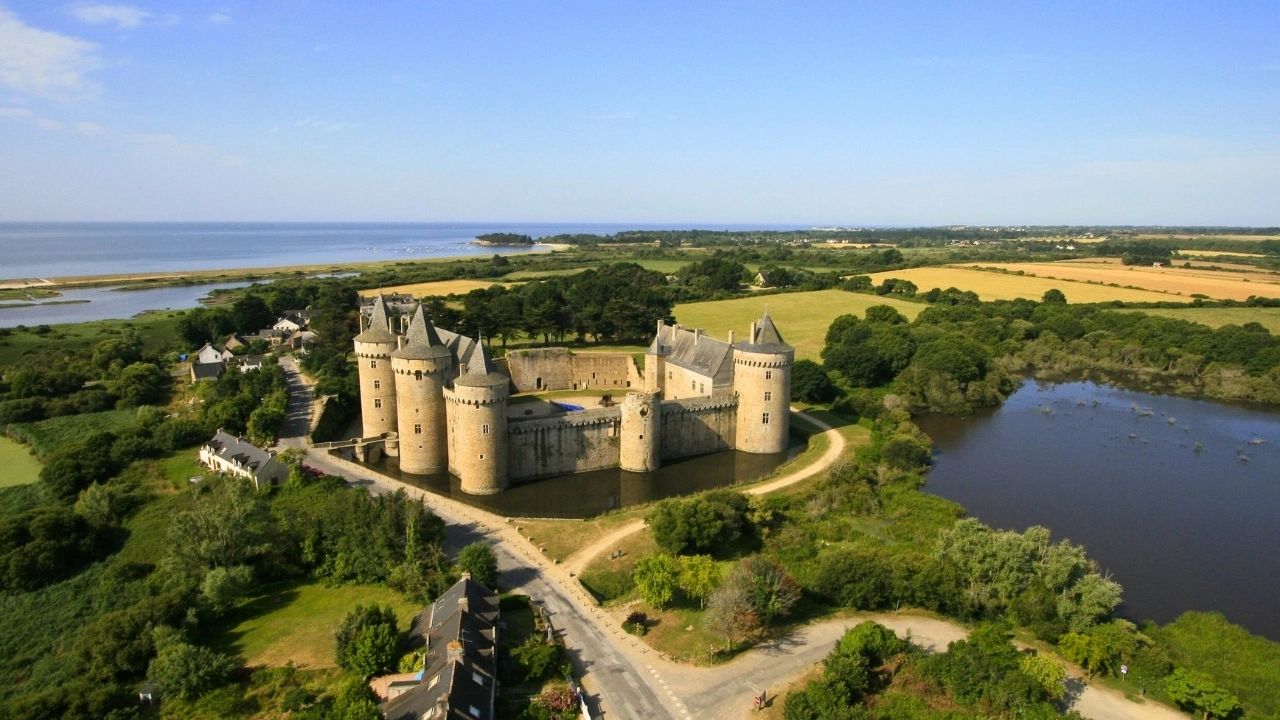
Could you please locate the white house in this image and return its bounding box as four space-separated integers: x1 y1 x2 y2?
198 430 289 488
195 343 223 364
273 317 303 333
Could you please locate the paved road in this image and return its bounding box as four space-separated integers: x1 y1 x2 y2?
276 355 314 449
303 449 681 720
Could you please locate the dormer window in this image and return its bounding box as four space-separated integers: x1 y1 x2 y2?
473 671 485 685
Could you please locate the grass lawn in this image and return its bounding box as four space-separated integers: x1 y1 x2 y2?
1126 306 1280 333
517 509 647 563
865 267 1182 304
579 528 658 602
6 408 139 457
674 289 926 361
217 582 420 669
358 279 507 298
0 437 41 487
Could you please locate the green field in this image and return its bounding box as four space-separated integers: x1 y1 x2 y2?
218 582 421 669
674 289 925 360
1128 306 1280 333
6 408 140 457
0 437 41 487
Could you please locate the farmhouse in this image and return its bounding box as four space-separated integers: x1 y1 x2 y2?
198 430 289 488
373 575 498 720
353 296 793 495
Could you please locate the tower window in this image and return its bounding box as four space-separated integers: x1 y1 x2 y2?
414 424 422 435
668 371 672 379
373 380 380 389
483 424 490 435
763 412 770 424
370 360 377 369
691 380 696 390
764 391 772 401
700 383 705 393
765 370 772 379
415 370 423 381
374 399 382 409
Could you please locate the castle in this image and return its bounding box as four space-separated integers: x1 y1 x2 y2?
354 296 793 495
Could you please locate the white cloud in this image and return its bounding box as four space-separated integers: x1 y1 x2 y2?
208 12 230 25
68 3 151 29
0 7 101 99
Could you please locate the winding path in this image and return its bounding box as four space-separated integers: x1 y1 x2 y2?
561 408 846 574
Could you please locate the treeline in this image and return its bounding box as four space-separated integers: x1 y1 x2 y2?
539 227 1086 248
820 291 1280 413
445 263 674 345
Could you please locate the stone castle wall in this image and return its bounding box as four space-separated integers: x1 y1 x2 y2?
507 407 622 481
503 348 638 393
659 397 737 460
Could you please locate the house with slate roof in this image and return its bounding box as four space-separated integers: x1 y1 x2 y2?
372 575 499 720
198 429 289 488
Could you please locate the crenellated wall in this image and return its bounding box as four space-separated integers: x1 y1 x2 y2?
659 397 738 460
507 407 622 481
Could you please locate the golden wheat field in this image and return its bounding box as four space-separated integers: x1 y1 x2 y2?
1176 249 1269 258
357 279 506 298
962 262 1280 301
862 267 1179 303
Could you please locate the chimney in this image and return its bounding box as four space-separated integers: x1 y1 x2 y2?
656 318 663 335
397 335 405 350
695 328 703 345
458 595 470 612
447 640 464 663
750 321 757 342
728 329 735 344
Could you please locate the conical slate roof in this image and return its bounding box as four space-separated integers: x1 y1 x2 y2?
453 340 507 388
736 311 792 353
392 305 451 360
354 296 397 344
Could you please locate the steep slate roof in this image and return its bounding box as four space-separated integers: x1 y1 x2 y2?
201 430 287 483
190 361 225 380
355 295 397 344
453 341 507 388
653 323 735 387
381 577 499 720
736 311 793 355
392 305 451 361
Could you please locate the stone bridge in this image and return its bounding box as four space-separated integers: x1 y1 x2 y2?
311 431 398 462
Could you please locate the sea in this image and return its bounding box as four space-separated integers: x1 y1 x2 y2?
0 222 803 280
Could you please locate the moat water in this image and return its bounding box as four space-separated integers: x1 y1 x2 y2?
917 379 1280 640
349 443 801 520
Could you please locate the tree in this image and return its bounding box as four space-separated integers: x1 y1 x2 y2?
633 553 680 608
107 362 169 407
677 555 720 608
1042 288 1067 304
330 680 383 720
720 555 800 627
511 634 560 681
200 565 253 614
647 492 747 555
335 604 400 677
1018 653 1066 700
706 575 759 651
791 359 837 403
231 295 276 334
1164 669 1242 720
146 635 236 700
457 541 499 589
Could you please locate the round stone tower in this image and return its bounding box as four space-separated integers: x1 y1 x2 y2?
447 342 509 495
619 391 661 472
391 306 452 475
732 311 794 454
354 295 398 452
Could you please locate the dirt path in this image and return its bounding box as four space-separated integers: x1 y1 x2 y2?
672 612 1188 720
561 408 845 574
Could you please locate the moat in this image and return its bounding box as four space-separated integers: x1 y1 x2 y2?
917 379 1280 641
343 442 800 519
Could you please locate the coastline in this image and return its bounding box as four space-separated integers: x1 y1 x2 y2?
0 241 570 291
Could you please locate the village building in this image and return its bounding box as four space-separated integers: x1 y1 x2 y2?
198 429 289 488
273 316 304 333
372 575 498 720
189 360 226 382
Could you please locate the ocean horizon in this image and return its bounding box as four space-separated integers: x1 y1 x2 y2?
0 221 807 281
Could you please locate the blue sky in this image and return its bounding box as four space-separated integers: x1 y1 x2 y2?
0 1 1276 224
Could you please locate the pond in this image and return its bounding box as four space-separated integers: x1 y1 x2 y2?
917 380 1280 641
349 443 801 519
